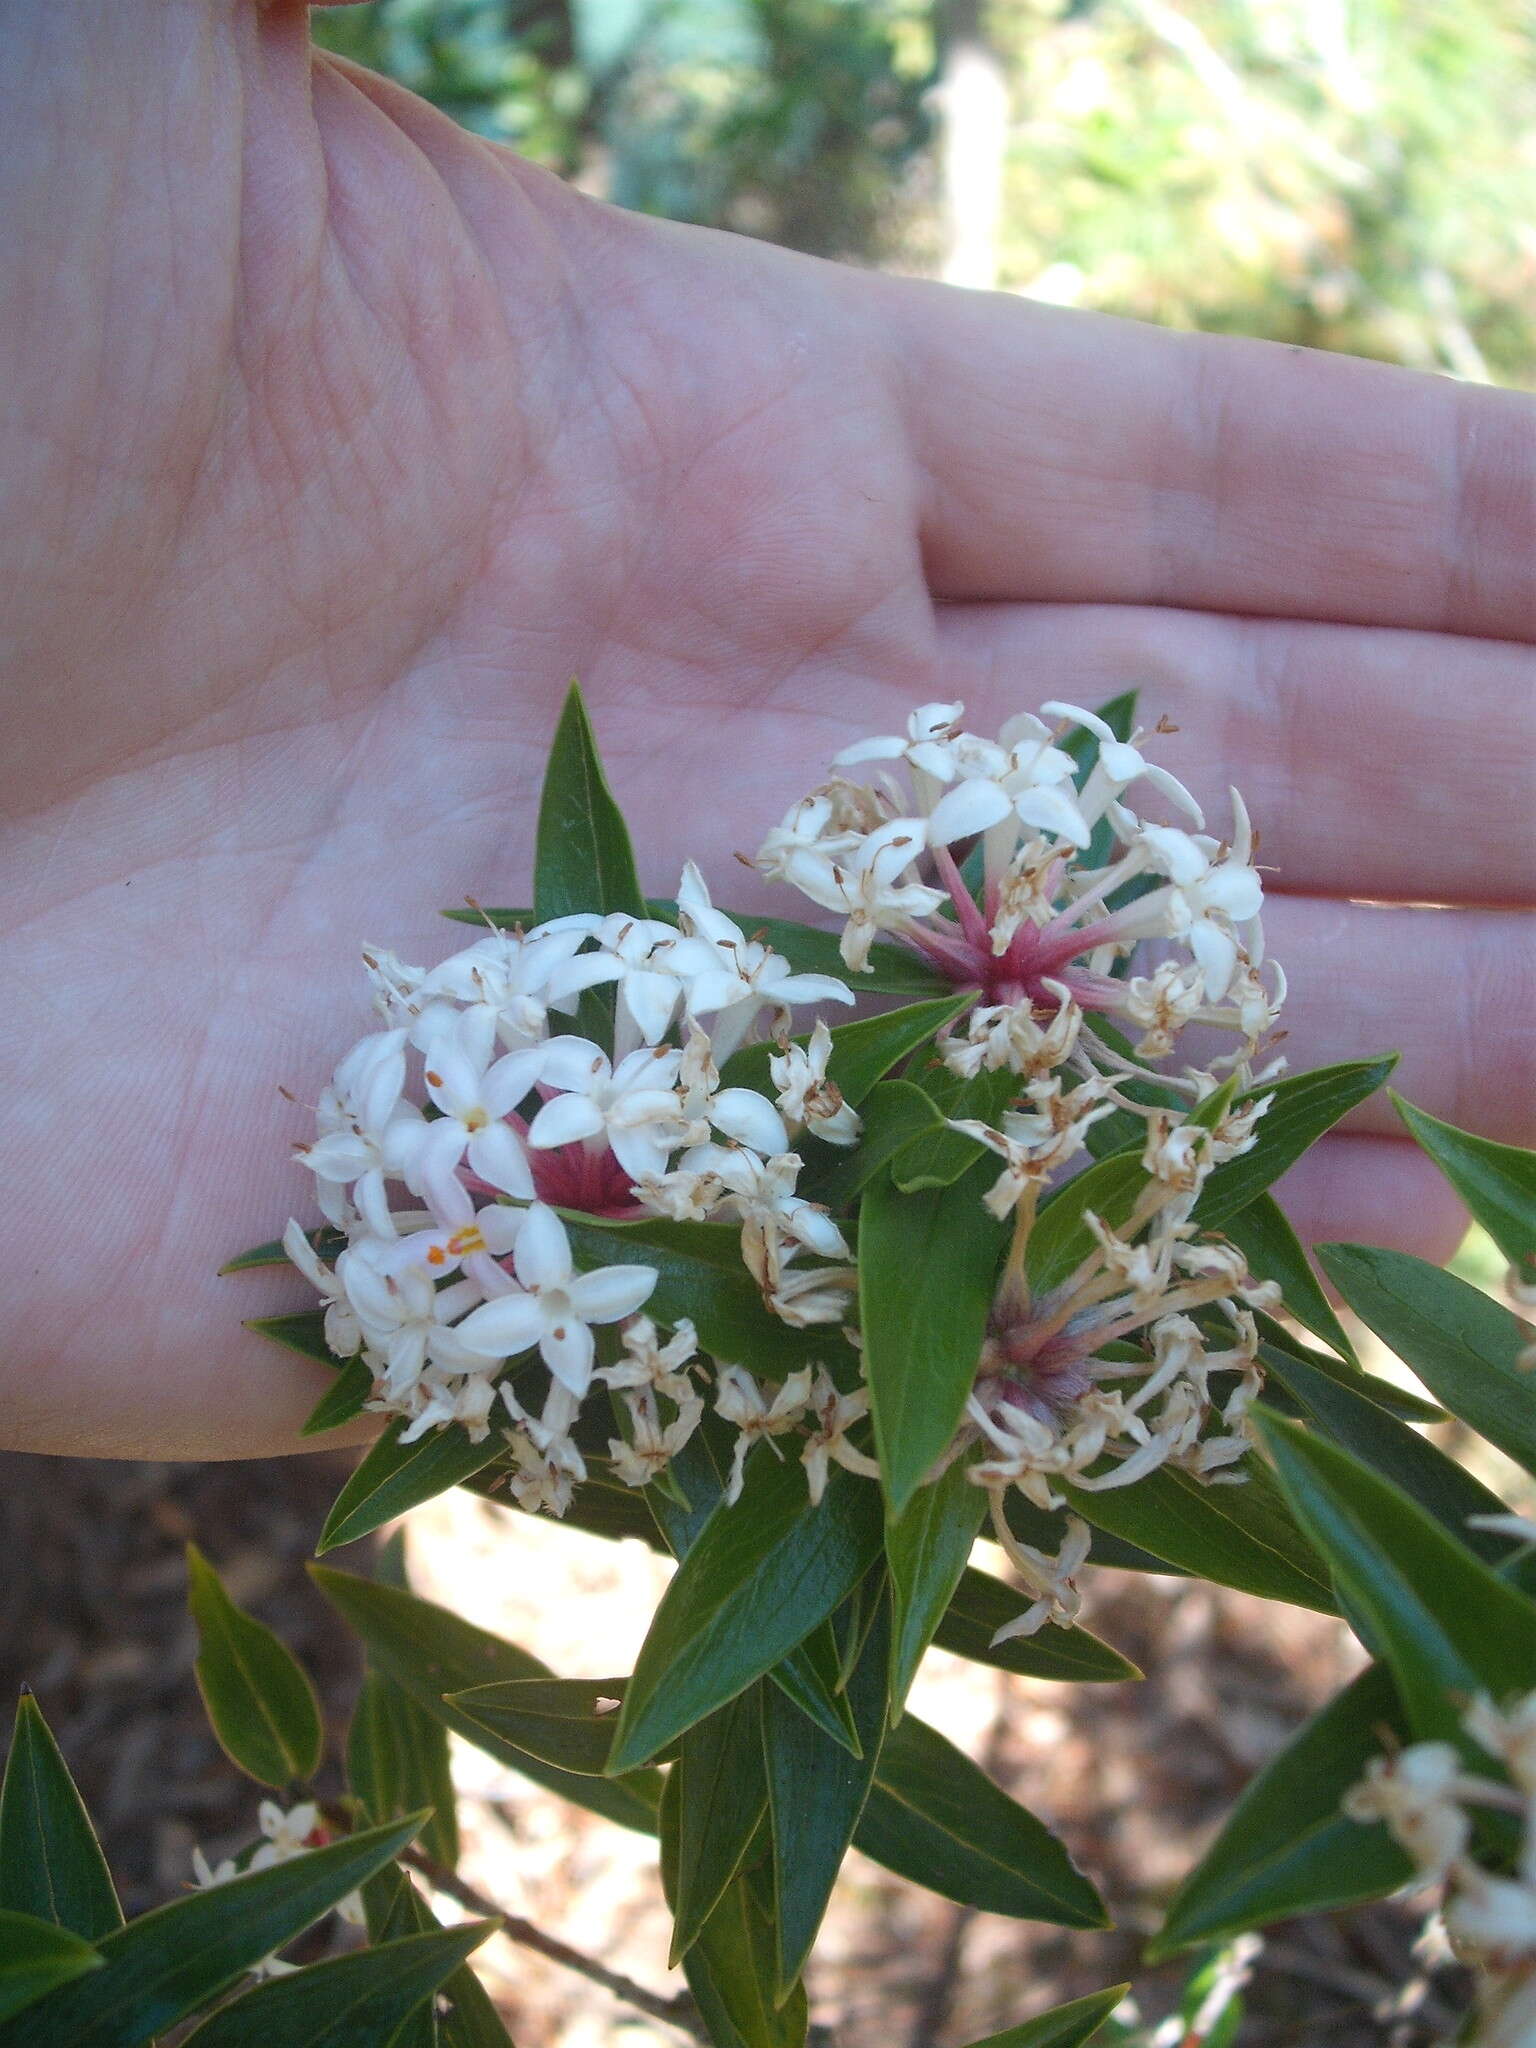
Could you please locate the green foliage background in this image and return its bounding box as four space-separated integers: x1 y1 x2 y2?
313 0 1535 385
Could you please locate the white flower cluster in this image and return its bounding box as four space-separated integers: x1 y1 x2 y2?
284 869 863 1509
191 1801 364 1977
758 701 1287 1635
757 699 1284 1086
1345 1692 1536 2048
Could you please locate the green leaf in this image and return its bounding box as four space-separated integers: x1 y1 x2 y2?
672 1689 770 1962
1219 1195 1358 1365
763 1586 891 1997
244 1311 338 1365
1002 1496 1188 1580
1316 1243 1536 1481
1392 1094 1536 1285
1063 1463 1335 1613
936 1571 1140 1684
768 1623 863 1758
1258 1345 1516 1560
311 1567 660 1832
609 1460 885 1773
886 1459 988 1712
1259 1415 1536 1744
219 1237 291 1273
532 682 646 924
301 1353 375 1436
447 1677 630 1777
0 1914 101 2023
959 1983 1130 2048
354 1871 515 2048
1193 1056 1399 1230
718 993 971 1106
563 1217 829 1380
318 1419 504 1554
186 1544 323 1789
855 1716 1107 1927
804 1078 946 1210
349 1668 460 1868
0 1816 424 2048
890 1066 1021 1193
1151 1661 1411 1956
0 1694 121 1940
1251 1313 1442 1424
179 1923 497 2048
860 1159 1006 1516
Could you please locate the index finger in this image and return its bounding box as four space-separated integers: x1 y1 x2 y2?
881 284 1536 640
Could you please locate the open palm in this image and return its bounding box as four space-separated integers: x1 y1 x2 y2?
4 0 1531 1455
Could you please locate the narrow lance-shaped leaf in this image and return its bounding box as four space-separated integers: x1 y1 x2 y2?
1258 1413 1536 1744
302 1354 375 1436
186 1544 323 1789
1316 1243 1536 1481
854 1714 1107 1928
609 1458 885 1773
532 681 646 924
1257 1344 1517 1561
959 1983 1130 2048
0 1913 102 2025
1192 1055 1399 1229
318 1418 504 1555
671 1689 770 1963
1392 1092 1536 1285
860 1157 1006 1517
354 1872 515 2048
886 1457 987 1713
349 1668 460 1868
0 1693 121 1940
936 1570 1140 1684
448 1677 632 1777
311 1566 661 1833
178 1923 498 2048
1220 1193 1357 1365
0 1815 426 2048
763 1586 891 1998
1151 1660 1412 1956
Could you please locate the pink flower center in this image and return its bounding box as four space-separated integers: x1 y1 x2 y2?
529 1139 645 1219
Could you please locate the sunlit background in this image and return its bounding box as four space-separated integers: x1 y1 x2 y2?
316 0 1535 385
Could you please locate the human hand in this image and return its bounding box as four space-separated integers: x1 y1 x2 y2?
3 0 1530 1456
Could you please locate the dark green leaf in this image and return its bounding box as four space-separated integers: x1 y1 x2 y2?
768 1623 862 1757
1393 1094 1536 1285
1316 1243 1536 1481
318 1420 504 1555
0 1816 424 2048
886 1459 988 1711
672 1689 769 1961
186 1544 323 1789
718 993 971 1106
856 1716 1107 1927
1150 1661 1411 1955
804 1078 945 1210
890 1066 1020 1193
0 1694 121 1940
1220 1195 1357 1365
447 1677 630 1777
660 1778 808 2048
1258 1415 1536 1741
1251 1313 1442 1424
1063 1463 1335 1613
301 1353 375 1436
1193 1057 1399 1230
219 1238 290 1273
244 1311 339 1366
936 1571 1140 1684
354 1872 514 2048
959 1983 1130 2048
311 1567 660 1832
609 1460 885 1772
532 682 646 925
860 1160 1006 1516
763 1587 891 1996
179 1923 497 2048
1258 1345 1516 1560
0 1913 101 2023
349 1668 460 1868
563 1217 829 1380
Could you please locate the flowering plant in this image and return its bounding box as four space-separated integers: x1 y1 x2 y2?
4 686 1533 2047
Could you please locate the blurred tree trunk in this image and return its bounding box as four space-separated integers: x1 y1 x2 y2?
935 0 1009 289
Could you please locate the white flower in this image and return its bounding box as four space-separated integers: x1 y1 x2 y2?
526 1038 687 1181
680 1143 850 1275
454 1203 657 1396
608 1384 705 1488
407 1008 545 1206
986 1514 1092 1641
600 1315 699 1398
338 1239 483 1400
799 1372 881 1502
771 1021 861 1146
295 1027 423 1229
1128 802 1264 1001
1343 1743 1471 1880
396 1370 502 1444
499 1381 588 1516
282 1220 361 1359
374 1166 523 1298
714 1365 815 1502
415 920 609 1048
584 912 694 1046
923 713 1090 851
670 863 853 1058
777 818 947 973
1040 700 1202 828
